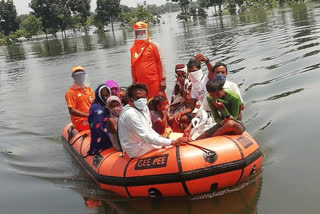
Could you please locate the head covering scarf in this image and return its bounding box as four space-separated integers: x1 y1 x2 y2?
130 21 151 65
106 96 122 109
106 96 122 118
105 80 120 96
94 84 111 106
175 64 188 75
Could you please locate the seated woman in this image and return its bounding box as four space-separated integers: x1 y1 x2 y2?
87 84 113 155
105 80 120 97
150 95 172 137
169 64 193 131
106 96 122 152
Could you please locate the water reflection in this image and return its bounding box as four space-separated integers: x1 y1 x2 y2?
251 88 304 104
81 35 93 51
5 45 26 62
81 177 262 214
291 3 311 27
6 67 26 85
62 38 79 55
97 32 113 49
31 39 63 57
239 9 269 25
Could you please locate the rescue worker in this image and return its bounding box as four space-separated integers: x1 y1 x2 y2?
65 66 94 131
130 21 167 100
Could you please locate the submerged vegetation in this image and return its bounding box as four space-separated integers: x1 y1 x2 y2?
0 0 318 45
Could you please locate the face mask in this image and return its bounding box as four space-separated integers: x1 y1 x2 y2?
133 98 147 110
110 107 122 118
214 74 227 86
136 34 147 40
73 74 86 86
189 69 203 84
135 29 147 40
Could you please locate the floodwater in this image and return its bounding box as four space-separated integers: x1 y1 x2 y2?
1 2 320 213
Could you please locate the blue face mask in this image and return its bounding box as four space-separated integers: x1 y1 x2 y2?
214 74 227 86
133 98 147 110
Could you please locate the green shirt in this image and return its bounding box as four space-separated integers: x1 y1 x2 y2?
207 90 242 125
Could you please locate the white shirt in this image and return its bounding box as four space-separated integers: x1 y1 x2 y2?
118 105 172 158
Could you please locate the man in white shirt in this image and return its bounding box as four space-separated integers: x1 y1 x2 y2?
118 84 188 158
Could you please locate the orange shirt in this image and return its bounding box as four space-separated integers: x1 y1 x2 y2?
65 85 95 130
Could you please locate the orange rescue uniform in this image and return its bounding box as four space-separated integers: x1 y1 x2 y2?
65 85 95 131
130 21 167 99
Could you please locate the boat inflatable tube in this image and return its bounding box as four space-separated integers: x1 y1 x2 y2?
61 124 262 198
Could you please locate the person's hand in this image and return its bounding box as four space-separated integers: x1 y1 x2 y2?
194 53 208 63
168 114 174 123
162 104 169 115
171 137 189 146
177 75 184 86
174 112 182 122
160 79 166 91
184 126 192 136
221 116 234 125
164 104 169 111
213 100 225 111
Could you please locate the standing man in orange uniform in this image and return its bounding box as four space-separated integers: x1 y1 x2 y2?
65 66 95 131
130 21 167 100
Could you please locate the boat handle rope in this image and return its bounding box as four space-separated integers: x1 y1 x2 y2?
186 142 217 163
70 133 88 146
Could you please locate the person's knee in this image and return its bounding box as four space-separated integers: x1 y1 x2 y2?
224 120 244 134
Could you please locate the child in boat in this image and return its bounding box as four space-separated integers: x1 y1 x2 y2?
196 79 245 139
150 95 172 137
106 96 122 152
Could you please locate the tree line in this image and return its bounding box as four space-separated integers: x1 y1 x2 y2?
0 0 178 45
172 0 315 20
0 0 316 45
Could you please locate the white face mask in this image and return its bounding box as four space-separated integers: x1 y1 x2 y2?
133 98 148 110
73 74 86 86
189 69 203 83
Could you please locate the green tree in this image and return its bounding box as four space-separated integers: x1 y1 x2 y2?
172 0 191 20
95 0 120 32
210 0 224 15
134 5 154 23
30 0 60 38
21 14 42 38
55 0 72 38
0 0 19 36
67 0 91 33
120 5 155 26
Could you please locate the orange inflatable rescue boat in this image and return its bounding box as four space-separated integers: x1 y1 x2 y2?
61 124 262 198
